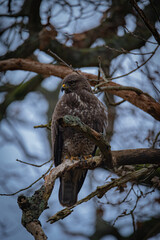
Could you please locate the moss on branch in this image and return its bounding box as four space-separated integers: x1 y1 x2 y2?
17 186 48 240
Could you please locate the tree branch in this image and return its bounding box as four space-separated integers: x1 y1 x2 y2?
113 148 160 166
0 58 72 78
0 58 160 121
97 82 160 121
130 0 160 45
47 166 156 224
16 116 160 238
17 190 48 240
17 146 160 239
0 74 44 121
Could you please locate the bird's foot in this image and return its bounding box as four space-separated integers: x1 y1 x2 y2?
79 155 92 164
70 156 79 163
65 155 92 163
83 155 92 160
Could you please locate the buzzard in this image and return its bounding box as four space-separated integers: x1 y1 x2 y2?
51 73 108 206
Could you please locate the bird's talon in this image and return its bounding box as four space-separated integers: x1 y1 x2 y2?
70 156 80 161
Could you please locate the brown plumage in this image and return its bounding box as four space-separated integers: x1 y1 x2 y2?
51 73 108 206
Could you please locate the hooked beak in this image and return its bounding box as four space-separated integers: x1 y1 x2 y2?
61 83 68 92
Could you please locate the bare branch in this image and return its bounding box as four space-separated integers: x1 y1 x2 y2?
96 82 160 122
0 58 160 121
112 148 160 166
26 221 47 240
47 166 155 224
0 161 54 196
16 146 160 238
103 45 159 81
152 131 160 148
94 84 143 95
47 49 81 75
16 158 52 167
130 0 160 45
34 123 51 131
105 45 156 55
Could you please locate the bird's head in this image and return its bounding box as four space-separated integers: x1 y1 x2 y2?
61 73 92 94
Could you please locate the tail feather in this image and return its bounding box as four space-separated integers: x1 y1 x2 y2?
59 178 77 207
59 170 87 207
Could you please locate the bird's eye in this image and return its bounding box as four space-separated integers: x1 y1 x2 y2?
69 81 75 86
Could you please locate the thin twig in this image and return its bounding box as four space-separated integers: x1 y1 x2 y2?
98 56 108 82
113 193 140 226
107 45 159 81
124 26 157 44
122 184 134 203
47 49 80 75
152 131 160 148
0 161 54 196
130 0 160 45
94 45 158 85
105 92 126 106
149 0 160 22
105 45 155 55
102 184 133 206
16 158 52 167
34 123 51 130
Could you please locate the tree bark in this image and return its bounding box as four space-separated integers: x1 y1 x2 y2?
0 58 160 121
17 146 160 239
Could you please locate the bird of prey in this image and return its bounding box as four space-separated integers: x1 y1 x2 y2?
51 73 108 207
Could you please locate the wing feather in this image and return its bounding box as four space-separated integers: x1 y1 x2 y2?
54 124 63 166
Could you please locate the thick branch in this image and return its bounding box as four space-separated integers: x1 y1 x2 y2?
44 149 160 198
25 221 47 240
17 188 48 240
0 58 160 121
98 82 160 121
28 0 42 33
17 147 160 239
113 148 160 166
0 58 72 78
